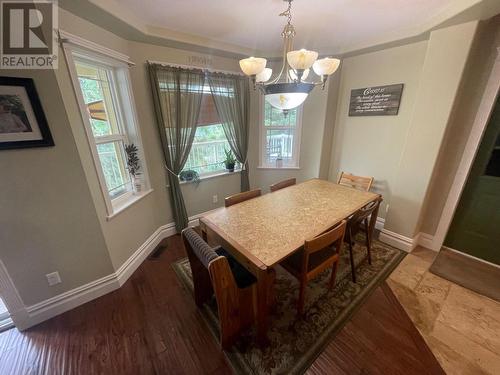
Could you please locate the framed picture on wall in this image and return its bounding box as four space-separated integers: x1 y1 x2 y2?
0 77 54 150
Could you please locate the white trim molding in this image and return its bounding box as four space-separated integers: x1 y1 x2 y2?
379 229 435 253
58 30 135 66
0 259 30 330
431 46 500 251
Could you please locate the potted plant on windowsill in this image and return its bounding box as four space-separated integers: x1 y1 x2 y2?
125 143 142 194
179 169 200 185
223 148 237 172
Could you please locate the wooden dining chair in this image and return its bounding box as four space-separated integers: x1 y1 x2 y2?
280 220 346 315
182 228 260 349
269 178 296 192
338 172 374 192
344 198 381 283
224 188 261 207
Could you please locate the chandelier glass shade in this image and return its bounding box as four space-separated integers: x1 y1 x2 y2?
239 0 340 111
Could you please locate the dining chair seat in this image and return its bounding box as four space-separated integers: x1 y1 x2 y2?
216 248 257 289
280 220 346 315
281 245 338 275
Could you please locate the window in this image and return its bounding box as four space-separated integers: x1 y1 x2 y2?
75 60 131 198
63 36 150 217
259 100 302 168
182 94 239 176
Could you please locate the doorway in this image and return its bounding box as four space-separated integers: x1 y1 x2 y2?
444 95 500 265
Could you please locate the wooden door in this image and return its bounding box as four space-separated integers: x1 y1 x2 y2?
445 96 500 265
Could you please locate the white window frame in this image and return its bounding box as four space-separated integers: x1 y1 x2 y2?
61 31 152 219
258 97 303 169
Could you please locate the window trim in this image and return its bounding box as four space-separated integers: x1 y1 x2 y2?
62 33 151 218
258 97 303 169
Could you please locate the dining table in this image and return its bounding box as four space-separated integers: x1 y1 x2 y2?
199 178 381 345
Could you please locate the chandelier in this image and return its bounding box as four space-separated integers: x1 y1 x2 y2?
239 0 340 111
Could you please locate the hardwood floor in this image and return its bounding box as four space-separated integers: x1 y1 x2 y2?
0 234 444 375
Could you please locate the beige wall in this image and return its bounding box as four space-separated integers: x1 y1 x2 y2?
56 9 243 269
248 80 331 192
0 68 114 306
327 21 482 240
327 40 429 219
384 21 478 238
419 17 500 235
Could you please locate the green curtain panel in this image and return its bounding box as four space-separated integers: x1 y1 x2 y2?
148 63 206 231
207 73 250 192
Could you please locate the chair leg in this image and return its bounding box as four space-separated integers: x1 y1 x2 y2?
329 260 338 290
364 218 372 265
348 231 357 283
297 279 307 315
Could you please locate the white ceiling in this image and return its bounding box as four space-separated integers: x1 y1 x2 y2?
89 0 487 55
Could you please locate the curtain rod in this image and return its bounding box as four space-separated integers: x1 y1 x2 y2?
147 59 244 77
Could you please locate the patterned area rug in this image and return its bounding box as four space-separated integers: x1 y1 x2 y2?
172 237 405 374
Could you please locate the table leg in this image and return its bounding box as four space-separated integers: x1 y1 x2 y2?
256 269 272 346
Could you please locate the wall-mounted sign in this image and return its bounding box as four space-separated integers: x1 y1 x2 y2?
188 55 213 66
349 84 404 116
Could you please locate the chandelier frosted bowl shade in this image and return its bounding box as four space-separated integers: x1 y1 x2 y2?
313 57 341 76
239 57 267 76
239 0 340 111
264 82 314 110
256 68 273 83
287 49 318 70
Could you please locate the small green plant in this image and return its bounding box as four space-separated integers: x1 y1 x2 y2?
223 148 237 171
124 144 141 177
179 169 200 184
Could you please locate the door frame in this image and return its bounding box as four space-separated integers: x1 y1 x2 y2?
0 258 29 330
431 47 500 251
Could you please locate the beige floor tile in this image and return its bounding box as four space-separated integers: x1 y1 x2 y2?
389 253 430 290
411 246 438 263
415 271 452 306
437 284 500 356
430 320 500 375
387 279 441 335
424 334 490 375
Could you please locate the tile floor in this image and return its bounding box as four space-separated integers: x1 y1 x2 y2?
388 247 500 375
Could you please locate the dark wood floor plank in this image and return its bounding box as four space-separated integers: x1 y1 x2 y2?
0 234 443 374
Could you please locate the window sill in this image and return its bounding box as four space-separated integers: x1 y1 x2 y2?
106 189 154 221
257 166 301 170
179 169 242 185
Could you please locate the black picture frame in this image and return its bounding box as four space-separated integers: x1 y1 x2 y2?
0 76 54 150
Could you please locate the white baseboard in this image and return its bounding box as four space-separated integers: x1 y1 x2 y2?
379 229 415 252
419 233 435 251
24 273 119 329
379 229 435 253
375 216 385 231
115 223 176 285
20 223 178 330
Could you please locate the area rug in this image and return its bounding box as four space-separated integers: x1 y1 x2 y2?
172 237 405 374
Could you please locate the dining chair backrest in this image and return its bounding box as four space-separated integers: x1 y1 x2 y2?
225 188 262 207
182 228 219 269
348 200 380 237
304 220 346 256
181 227 255 349
338 172 374 192
270 178 296 192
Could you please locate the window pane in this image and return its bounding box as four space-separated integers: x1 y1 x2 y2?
75 61 121 137
264 101 297 127
96 141 131 197
183 124 235 175
265 129 294 164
